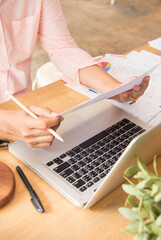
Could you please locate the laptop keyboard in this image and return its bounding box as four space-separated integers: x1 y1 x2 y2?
46 118 145 193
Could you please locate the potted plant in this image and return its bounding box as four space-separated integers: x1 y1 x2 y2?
119 155 161 240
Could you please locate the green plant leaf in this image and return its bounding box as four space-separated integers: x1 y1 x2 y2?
124 176 134 185
136 178 159 190
125 195 138 208
124 165 140 176
122 184 143 198
134 232 150 240
150 222 161 238
134 171 148 179
119 207 141 220
137 156 154 177
151 184 159 197
153 156 158 176
138 196 143 213
124 220 141 234
156 215 161 226
154 191 161 203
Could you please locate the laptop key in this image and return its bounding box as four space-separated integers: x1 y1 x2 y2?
79 186 87 192
71 164 80 171
122 118 131 124
123 123 136 131
66 150 75 157
53 162 70 173
66 176 76 183
60 168 74 178
86 181 94 188
105 168 111 174
79 130 107 149
101 163 111 170
73 172 82 179
72 146 82 153
92 144 100 150
79 168 88 175
59 153 67 159
46 161 54 167
97 156 106 164
68 158 77 165
84 157 92 163
53 158 63 165
95 149 104 156
91 159 100 167
75 154 83 160
77 160 86 168
86 146 95 153
93 177 100 183
89 153 98 160
73 179 85 188
82 175 92 182
81 151 89 157
89 170 97 178
86 164 94 171
131 125 144 134
99 173 106 179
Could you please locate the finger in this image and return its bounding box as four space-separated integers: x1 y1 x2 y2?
128 87 141 100
25 135 55 148
28 105 63 119
142 75 150 83
129 76 150 99
21 128 52 138
140 76 150 91
111 91 129 102
111 76 138 102
25 115 62 130
123 76 138 84
119 92 129 102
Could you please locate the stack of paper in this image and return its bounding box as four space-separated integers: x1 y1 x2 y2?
148 38 161 51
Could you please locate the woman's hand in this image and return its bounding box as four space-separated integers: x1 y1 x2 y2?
110 76 150 102
0 105 63 148
80 65 150 103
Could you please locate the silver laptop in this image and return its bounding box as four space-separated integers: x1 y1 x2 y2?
9 100 161 208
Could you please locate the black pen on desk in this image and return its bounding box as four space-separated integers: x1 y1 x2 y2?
129 101 136 105
16 166 44 213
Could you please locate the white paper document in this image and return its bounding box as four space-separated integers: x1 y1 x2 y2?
103 53 144 83
148 38 161 51
58 62 161 117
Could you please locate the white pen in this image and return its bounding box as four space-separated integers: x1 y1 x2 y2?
5 91 64 142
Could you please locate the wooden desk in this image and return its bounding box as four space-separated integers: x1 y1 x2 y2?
1 44 161 240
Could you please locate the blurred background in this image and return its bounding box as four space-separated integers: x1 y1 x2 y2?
31 0 161 79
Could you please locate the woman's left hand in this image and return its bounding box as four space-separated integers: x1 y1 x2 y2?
110 75 150 102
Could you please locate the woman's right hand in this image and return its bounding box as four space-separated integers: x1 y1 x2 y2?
0 105 63 148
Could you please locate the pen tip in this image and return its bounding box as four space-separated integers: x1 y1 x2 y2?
59 137 64 142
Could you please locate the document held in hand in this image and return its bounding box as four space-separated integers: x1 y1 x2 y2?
57 62 161 117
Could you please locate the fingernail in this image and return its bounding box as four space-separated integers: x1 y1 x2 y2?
145 76 150 81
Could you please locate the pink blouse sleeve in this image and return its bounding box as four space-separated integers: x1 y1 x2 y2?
38 0 103 84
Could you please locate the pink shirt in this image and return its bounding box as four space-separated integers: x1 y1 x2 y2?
0 0 102 103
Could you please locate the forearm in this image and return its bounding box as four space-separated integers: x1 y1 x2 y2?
79 65 121 93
